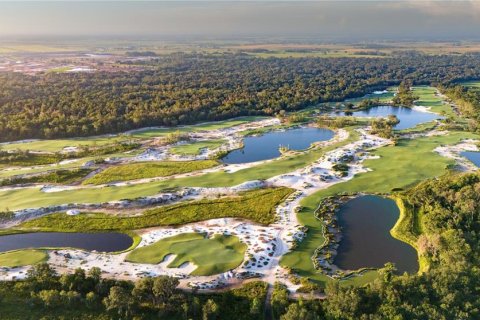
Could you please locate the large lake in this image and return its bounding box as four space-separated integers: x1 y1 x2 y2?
335 106 440 130
222 127 334 164
461 151 480 167
334 195 418 273
0 232 133 253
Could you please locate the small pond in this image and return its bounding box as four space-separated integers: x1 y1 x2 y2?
334 106 440 130
334 195 418 273
222 127 334 164
461 151 480 167
0 232 133 253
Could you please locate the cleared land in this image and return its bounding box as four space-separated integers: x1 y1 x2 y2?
170 139 226 156
19 187 293 231
126 233 246 276
281 131 480 285
83 160 220 185
0 249 48 267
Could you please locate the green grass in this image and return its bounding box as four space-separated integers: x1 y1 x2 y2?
412 86 454 116
18 187 293 231
1 137 129 153
395 121 438 134
0 128 357 211
170 139 226 156
126 233 246 276
83 160 220 185
281 131 479 285
129 116 265 139
345 86 397 105
461 80 480 90
0 249 48 267
390 197 428 273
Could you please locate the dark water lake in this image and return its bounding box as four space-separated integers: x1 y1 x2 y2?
461 151 480 167
0 232 133 253
335 106 440 130
222 127 334 164
334 195 418 273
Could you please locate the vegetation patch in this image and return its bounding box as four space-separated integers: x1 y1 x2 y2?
19 187 293 231
0 249 48 267
0 169 92 187
127 233 246 276
83 160 220 185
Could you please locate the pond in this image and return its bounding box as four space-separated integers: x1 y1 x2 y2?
222 127 334 164
0 232 133 253
461 151 480 167
334 106 440 130
334 195 418 273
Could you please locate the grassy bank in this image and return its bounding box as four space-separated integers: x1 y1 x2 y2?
390 197 428 273
127 233 246 276
0 249 48 267
19 187 293 231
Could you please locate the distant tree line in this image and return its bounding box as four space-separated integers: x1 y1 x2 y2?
1 53 480 141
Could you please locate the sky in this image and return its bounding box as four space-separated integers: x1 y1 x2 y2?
0 1 480 41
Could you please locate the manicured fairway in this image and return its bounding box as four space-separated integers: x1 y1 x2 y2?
170 139 226 156
281 131 480 284
19 188 293 231
1 136 128 153
83 160 220 185
0 129 358 211
126 233 246 276
129 116 265 139
0 249 48 267
461 80 480 90
346 86 396 104
412 86 454 116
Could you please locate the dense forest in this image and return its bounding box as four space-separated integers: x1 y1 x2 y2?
2 53 480 141
0 173 478 319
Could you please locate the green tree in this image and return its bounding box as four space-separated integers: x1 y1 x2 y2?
103 286 136 319
202 299 219 320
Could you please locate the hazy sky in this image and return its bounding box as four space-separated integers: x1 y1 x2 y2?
1 1 480 41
